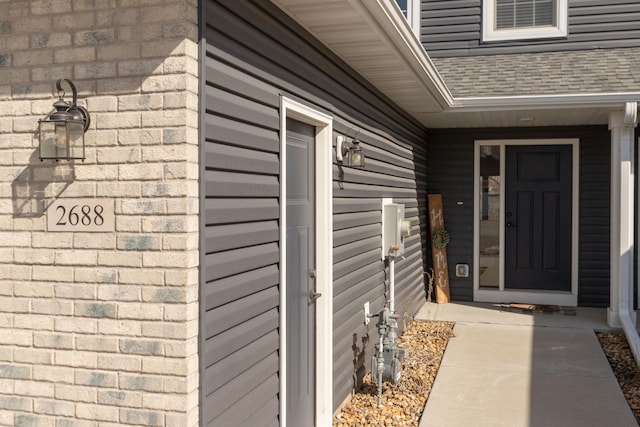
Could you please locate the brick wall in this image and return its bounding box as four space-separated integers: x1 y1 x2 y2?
0 1 200 426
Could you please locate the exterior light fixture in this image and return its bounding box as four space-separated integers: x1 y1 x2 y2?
39 79 90 161
336 133 365 168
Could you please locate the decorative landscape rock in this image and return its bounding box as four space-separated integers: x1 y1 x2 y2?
596 330 640 424
333 321 454 427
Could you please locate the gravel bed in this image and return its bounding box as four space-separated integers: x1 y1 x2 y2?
596 330 640 424
333 320 455 427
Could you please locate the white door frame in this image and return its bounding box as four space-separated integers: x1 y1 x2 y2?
473 139 579 306
279 96 333 427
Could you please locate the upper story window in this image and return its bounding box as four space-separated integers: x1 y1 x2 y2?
483 0 567 42
395 0 421 37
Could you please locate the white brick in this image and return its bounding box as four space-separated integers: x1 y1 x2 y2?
34 398 75 417
141 355 196 377
141 321 191 340
141 74 186 93
0 297 30 314
75 336 118 353
142 251 197 268
97 389 142 408
0 231 30 247
142 392 187 411
96 319 141 336
96 285 140 302
14 249 55 265
164 337 197 359
54 317 97 334
74 164 119 181
32 233 73 249
96 112 140 129
118 303 163 320
118 269 164 286
14 314 54 330
117 128 162 146
96 147 141 164
55 351 98 369
54 47 95 63
54 283 97 300
33 366 74 384
164 302 197 322
14 349 53 365
55 385 97 404
13 282 54 298
118 164 164 181
31 300 74 316
114 216 142 232
162 234 198 251
97 354 141 372
97 251 141 267
32 266 74 283
14 380 55 397
120 199 165 215
75 403 119 422
0 264 31 281
74 268 117 284
33 332 74 350
96 182 141 198
75 370 117 388
86 96 117 112
164 269 198 287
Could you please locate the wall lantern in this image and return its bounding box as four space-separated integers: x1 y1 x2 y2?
39 79 90 161
336 133 365 168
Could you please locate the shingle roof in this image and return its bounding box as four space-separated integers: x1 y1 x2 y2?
432 47 640 98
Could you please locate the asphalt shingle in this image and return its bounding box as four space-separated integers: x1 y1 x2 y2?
432 47 640 98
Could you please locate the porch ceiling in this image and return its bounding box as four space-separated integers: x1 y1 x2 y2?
271 0 640 129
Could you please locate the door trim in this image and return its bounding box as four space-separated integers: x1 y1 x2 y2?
473 139 579 306
280 96 333 427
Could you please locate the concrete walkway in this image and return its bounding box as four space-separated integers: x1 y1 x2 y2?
415 302 638 427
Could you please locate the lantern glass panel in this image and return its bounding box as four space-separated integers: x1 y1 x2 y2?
67 120 85 159
39 121 68 159
347 146 365 167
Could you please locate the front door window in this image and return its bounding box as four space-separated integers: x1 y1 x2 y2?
479 146 501 288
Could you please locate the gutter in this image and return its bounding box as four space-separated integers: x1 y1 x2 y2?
452 92 640 112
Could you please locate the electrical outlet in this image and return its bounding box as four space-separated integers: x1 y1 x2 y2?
364 301 370 325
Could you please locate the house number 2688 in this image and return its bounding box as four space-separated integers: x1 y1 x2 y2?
47 199 114 232
56 204 104 226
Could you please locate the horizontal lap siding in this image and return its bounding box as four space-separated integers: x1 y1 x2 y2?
202 1 428 424
427 126 611 307
422 0 640 56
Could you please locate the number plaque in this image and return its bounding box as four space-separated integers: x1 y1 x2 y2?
47 199 115 232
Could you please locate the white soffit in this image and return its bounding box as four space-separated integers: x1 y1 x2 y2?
271 0 452 115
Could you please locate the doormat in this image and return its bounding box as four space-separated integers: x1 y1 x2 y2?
500 303 576 316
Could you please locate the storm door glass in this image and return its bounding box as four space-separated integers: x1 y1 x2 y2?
479 145 501 287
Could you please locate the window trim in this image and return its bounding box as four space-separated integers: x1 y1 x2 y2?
482 0 568 42
396 0 421 37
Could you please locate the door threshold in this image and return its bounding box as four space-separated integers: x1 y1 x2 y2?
475 289 577 307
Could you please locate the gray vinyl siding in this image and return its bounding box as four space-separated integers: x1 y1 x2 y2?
427 126 611 307
421 0 640 57
201 1 428 424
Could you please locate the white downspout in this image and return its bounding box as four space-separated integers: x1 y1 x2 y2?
609 102 640 364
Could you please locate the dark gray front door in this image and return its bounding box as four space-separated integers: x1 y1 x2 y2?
505 145 572 291
285 118 315 426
